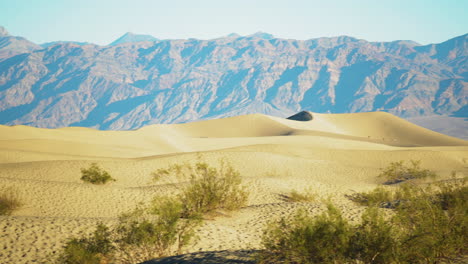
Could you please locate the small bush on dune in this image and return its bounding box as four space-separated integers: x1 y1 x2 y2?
80 163 115 184
346 186 395 207
61 223 114 264
379 160 435 184
60 197 201 264
286 189 316 202
349 207 398 263
435 176 467 210
346 184 422 208
393 178 468 263
116 196 201 263
259 205 398 264
63 160 246 263
0 187 22 215
262 160 467 263
259 204 353 264
152 161 248 217
348 161 441 208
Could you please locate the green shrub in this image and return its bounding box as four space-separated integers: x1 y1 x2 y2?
346 184 422 208
0 187 22 215
286 189 316 202
346 186 395 207
259 205 399 263
115 196 201 263
152 161 248 217
435 176 467 210
393 178 467 263
347 160 438 207
349 207 399 263
60 197 201 264
261 178 467 263
80 163 115 184
378 160 435 184
61 223 114 264
259 204 353 264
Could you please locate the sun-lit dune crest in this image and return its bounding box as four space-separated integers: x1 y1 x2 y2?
173 113 293 138
0 111 466 162
272 111 468 147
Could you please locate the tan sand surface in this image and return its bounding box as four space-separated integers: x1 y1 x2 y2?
0 111 467 263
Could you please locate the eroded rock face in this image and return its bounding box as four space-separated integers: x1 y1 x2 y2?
0 29 466 129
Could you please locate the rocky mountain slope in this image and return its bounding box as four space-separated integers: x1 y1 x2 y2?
109 32 158 46
0 26 41 59
0 27 466 130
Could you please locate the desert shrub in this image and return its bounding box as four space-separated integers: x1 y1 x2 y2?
115 196 201 263
0 187 22 215
379 160 435 184
80 163 115 184
286 189 316 202
61 223 114 264
346 177 467 262
152 161 248 217
393 178 468 263
60 197 201 264
348 207 399 263
259 205 398 263
259 204 353 264
347 160 438 207
346 186 395 207
346 184 422 208
261 178 467 264
435 176 467 210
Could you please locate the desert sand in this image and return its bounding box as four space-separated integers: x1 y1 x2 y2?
0 111 467 263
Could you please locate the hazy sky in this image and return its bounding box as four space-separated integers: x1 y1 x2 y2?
1 0 467 45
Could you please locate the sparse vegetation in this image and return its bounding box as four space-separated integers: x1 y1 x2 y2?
61 223 114 264
259 204 353 264
63 160 248 263
261 161 467 263
286 189 316 202
259 204 399 264
260 190 467 264
378 160 435 184
152 161 248 217
60 197 201 264
0 187 22 215
80 163 115 184
115 196 201 263
346 184 417 208
349 207 398 263
391 177 467 263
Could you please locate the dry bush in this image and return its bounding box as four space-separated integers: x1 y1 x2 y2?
392 177 467 262
286 189 316 203
115 197 201 263
0 187 22 215
61 223 114 264
152 160 248 217
259 204 398 264
378 160 435 185
80 163 115 184
60 197 201 264
262 166 467 263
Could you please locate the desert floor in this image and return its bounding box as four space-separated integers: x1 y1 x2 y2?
0 111 467 263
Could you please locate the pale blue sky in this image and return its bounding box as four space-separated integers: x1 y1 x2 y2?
1 0 467 45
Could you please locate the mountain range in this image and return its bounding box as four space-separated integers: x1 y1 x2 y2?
0 26 466 137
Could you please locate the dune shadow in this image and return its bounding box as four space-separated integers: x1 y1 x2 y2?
141 249 259 264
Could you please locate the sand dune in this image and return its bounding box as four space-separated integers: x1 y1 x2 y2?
0 111 467 263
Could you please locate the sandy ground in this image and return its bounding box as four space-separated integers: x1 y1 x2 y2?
0 111 467 263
